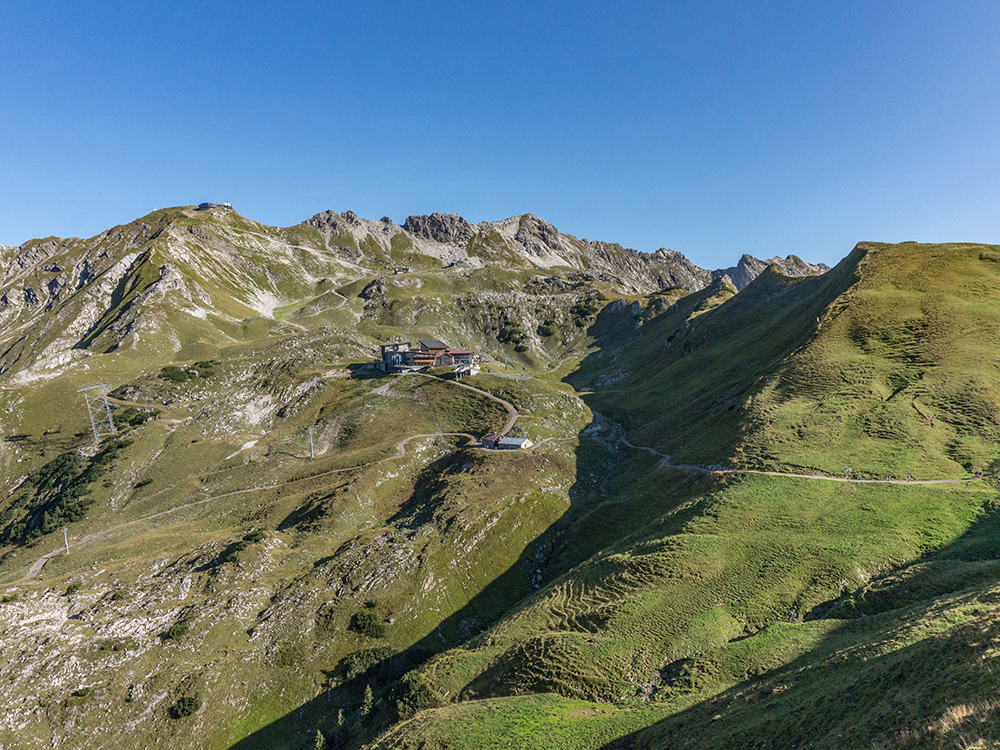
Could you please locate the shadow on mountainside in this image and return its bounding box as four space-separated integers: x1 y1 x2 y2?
227 408 628 749
566 249 863 469
228 253 873 749
597 500 1000 750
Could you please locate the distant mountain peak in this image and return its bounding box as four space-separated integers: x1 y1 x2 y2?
713 253 830 290
402 213 475 243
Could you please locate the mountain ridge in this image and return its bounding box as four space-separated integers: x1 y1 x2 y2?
2 208 995 750
0 205 828 385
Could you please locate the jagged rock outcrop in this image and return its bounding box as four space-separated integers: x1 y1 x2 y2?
512 214 563 257
303 210 829 295
403 213 475 244
302 209 348 239
587 244 713 293
713 254 830 291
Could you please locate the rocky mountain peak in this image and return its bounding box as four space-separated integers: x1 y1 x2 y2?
512 214 564 257
403 213 475 243
713 253 830 291
303 210 349 237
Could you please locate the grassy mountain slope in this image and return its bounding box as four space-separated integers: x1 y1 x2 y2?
738 242 1000 477
570 247 864 466
0 338 591 749
366 242 1000 750
2 215 996 750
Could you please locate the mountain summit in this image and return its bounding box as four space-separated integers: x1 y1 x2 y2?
0 206 826 384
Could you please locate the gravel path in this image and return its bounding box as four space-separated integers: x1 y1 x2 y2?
617 436 987 485
416 373 519 435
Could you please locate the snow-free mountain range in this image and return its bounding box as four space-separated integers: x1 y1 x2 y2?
0 205 997 750
0 206 825 385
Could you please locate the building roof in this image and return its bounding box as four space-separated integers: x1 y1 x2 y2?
447 350 473 355
481 432 502 442
497 437 531 448
419 339 448 350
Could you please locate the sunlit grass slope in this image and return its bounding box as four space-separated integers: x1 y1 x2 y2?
371 242 1000 750
739 242 1000 477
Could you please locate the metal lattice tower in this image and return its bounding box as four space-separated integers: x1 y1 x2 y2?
77 384 116 442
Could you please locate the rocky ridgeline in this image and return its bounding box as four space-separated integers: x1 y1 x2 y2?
305 209 827 294
0 205 829 384
402 212 475 243
713 253 830 291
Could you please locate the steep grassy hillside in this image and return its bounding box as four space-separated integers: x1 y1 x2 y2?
362 243 1000 750
3 223 995 750
738 242 1000 477
571 248 863 465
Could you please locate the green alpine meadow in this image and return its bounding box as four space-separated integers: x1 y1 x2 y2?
1 205 998 750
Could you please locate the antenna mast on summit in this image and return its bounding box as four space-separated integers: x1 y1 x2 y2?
77 384 116 442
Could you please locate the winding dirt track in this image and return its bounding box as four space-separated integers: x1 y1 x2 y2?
618 436 988 486
416 373 519 435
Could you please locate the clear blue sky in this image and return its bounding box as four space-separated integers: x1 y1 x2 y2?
2 2 997 270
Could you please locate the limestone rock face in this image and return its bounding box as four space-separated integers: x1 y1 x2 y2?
713 254 830 290
304 209 828 296
303 210 353 241
403 213 475 244
512 214 564 257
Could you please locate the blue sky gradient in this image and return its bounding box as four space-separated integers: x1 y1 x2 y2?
2 1 997 269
